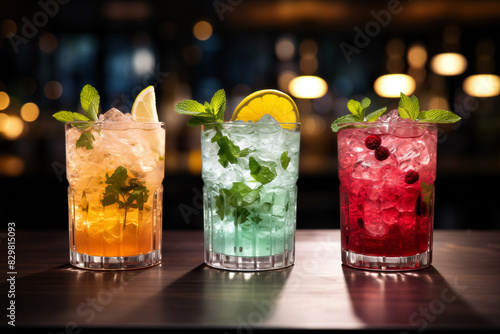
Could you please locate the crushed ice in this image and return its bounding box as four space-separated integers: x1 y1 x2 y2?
98 108 135 122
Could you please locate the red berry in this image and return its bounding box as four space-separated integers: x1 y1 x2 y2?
405 170 419 184
374 146 390 161
365 135 382 150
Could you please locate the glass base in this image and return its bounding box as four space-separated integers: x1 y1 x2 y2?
70 250 161 270
205 248 294 271
342 248 431 271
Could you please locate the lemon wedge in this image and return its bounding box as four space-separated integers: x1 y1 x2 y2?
131 86 158 122
131 86 164 159
231 89 299 128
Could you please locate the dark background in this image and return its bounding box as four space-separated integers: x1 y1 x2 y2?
1 0 499 230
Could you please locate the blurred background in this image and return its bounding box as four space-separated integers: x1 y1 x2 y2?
0 0 499 230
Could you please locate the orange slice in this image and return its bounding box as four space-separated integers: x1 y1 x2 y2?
231 89 299 128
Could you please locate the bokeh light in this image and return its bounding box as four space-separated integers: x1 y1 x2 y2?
0 155 25 177
193 21 213 41
39 32 58 53
277 70 297 93
374 74 416 98
289 76 328 99
2 115 24 139
275 36 295 61
133 48 155 75
463 74 500 97
0 113 10 132
430 53 467 76
0 91 10 110
44 81 63 100
20 102 40 122
408 43 427 68
188 148 202 174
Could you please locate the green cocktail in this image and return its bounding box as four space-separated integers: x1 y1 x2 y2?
176 89 301 270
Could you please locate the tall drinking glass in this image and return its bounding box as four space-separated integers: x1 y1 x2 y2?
66 121 165 270
337 121 437 270
202 120 300 271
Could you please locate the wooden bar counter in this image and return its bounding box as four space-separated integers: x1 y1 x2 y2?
1 230 499 333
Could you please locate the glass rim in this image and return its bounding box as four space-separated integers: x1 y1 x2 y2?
65 121 165 125
336 121 437 130
201 121 301 126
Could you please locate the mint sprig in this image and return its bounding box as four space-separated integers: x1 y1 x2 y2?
398 92 462 123
101 166 150 229
331 97 386 132
175 89 226 126
330 92 461 132
53 84 101 149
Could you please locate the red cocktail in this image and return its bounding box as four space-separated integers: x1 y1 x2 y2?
338 110 437 270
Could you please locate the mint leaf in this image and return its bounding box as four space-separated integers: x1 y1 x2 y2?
54 84 104 150
230 182 260 206
53 111 90 122
280 151 291 170
105 166 128 189
365 107 387 122
398 93 420 121
418 109 461 123
87 97 99 121
331 114 361 132
360 97 371 111
175 100 207 115
214 182 262 225
76 132 94 150
234 207 251 226
347 97 370 120
249 157 277 185
80 84 100 120
211 89 226 120
212 128 252 167
347 100 362 119
175 90 226 125
101 166 149 228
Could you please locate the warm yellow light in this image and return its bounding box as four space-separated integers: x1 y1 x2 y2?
374 74 416 98
2 115 23 139
463 74 500 97
0 91 10 110
277 70 297 93
0 155 24 177
0 113 10 132
187 148 202 174
20 102 40 122
193 21 212 41
430 53 467 76
407 44 427 68
288 75 328 99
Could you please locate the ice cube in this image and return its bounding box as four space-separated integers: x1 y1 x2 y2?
378 109 401 123
255 114 282 134
99 108 134 129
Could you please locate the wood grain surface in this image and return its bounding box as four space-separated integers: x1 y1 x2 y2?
1 230 499 333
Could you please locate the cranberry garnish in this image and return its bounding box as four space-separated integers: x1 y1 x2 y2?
405 170 419 184
374 146 390 161
365 135 381 150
